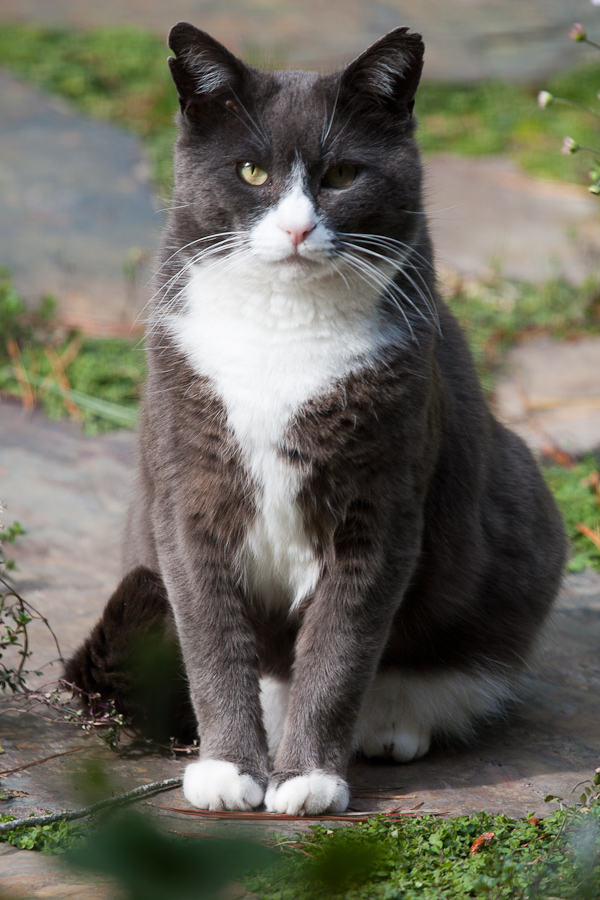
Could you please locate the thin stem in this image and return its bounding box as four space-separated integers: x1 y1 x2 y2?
553 97 600 121
0 777 183 836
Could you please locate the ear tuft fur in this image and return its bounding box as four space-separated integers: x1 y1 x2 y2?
168 22 246 113
341 27 424 114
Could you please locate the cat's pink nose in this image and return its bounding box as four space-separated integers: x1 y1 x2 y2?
279 224 315 247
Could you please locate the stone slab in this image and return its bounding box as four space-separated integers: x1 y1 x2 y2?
426 155 600 284
0 400 135 670
0 71 161 335
494 334 600 454
0 844 121 900
0 568 599 897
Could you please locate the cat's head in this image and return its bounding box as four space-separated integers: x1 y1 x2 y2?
166 23 426 286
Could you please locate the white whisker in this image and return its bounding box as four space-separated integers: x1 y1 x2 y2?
341 240 440 332
228 89 270 150
321 77 342 147
339 250 415 341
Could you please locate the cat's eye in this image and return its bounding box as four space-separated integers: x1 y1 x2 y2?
238 162 269 186
323 163 358 188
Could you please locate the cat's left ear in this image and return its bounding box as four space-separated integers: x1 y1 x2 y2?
168 23 247 117
340 28 424 118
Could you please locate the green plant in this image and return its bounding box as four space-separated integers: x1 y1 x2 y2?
66 810 278 900
0 815 86 854
0 519 129 748
543 456 600 571
244 788 600 900
538 21 600 193
0 272 144 432
0 518 38 693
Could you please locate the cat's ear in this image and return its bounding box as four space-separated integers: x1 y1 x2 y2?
340 28 424 118
168 23 247 117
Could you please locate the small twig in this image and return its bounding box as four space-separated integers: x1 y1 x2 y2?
0 746 85 778
551 96 600 121
157 804 444 823
44 345 83 422
526 396 600 411
0 573 63 662
576 523 600 552
0 777 183 837
58 335 83 370
6 339 35 411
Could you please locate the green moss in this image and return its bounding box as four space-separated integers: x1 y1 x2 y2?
544 456 600 571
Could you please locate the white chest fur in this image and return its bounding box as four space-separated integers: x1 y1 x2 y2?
167 258 387 610
167 258 391 608
165 188 392 609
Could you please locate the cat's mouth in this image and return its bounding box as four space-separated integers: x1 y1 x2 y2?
265 252 333 283
269 245 331 269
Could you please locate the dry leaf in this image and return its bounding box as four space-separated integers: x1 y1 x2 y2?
576 522 600 552
469 832 495 854
541 444 577 468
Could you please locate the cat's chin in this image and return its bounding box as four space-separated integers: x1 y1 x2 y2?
254 253 334 284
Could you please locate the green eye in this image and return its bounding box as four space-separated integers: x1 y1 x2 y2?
323 163 357 188
238 162 269 186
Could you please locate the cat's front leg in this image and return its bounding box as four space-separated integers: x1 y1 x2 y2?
161 553 269 811
265 553 417 815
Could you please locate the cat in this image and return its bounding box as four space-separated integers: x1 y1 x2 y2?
65 22 567 816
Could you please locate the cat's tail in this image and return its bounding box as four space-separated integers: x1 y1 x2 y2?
63 566 197 745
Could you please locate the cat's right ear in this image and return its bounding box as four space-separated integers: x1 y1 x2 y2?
168 23 246 118
340 28 424 119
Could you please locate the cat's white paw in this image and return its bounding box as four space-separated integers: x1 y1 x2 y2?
265 770 349 816
358 723 431 762
183 759 264 811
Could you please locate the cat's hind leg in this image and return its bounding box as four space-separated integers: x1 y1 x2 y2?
64 566 197 745
353 667 515 762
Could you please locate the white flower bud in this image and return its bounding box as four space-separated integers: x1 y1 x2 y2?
537 91 553 109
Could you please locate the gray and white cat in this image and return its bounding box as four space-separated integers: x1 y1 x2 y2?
66 23 567 816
